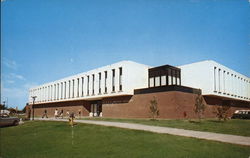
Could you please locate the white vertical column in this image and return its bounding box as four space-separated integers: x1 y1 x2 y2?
232 74 234 96
43 87 45 102
240 78 243 98
61 82 63 99
54 84 56 100
44 87 46 101
50 85 52 101
225 72 228 94
223 71 225 94
48 86 50 101
66 81 69 99
213 67 217 92
41 87 43 102
37 88 39 102
243 79 247 98
54 84 57 100
248 80 250 99
233 75 236 97
236 76 239 97
58 83 61 100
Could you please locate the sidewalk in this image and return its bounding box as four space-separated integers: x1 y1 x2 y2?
35 118 250 146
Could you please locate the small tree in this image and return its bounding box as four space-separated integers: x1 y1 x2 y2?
149 96 159 120
214 106 231 121
194 94 206 121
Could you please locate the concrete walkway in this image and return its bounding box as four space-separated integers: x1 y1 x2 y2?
35 118 250 146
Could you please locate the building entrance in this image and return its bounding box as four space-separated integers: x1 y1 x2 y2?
90 100 102 117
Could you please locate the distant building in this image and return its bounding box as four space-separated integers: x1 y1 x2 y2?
28 60 250 118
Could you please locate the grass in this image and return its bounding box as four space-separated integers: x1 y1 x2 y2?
1 121 250 158
81 117 250 136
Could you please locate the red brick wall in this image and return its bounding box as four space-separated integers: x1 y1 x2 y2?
32 100 91 118
103 91 250 119
30 91 250 119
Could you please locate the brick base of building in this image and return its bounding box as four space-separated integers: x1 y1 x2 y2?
26 91 250 119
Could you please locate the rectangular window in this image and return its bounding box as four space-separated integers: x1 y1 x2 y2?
92 74 95 95
172 70 177 85
87 76 89 96
105 71 107 93
119 67 122 91
155 76 160 86
178 71 181 85
81 77 84 96
99 73 101 94
77 78 79 97
161 76 166 86
112 69 115 92
149 77 154 87
168 69 172 85
172 70 176 85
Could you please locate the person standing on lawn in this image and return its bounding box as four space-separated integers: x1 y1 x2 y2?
42 109 48 118
54 109 58 119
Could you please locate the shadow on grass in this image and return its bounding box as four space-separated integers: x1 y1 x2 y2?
188 120 202 124
207 119 226 123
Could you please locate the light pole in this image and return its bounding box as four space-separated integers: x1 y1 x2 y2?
31 96 37 120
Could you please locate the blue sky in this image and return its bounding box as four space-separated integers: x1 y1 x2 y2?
1 0 249 109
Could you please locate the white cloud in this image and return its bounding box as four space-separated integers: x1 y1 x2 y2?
3 58 18 70
23 82 38 90
9 73 26 80
1 82 38 109
6 80 15 84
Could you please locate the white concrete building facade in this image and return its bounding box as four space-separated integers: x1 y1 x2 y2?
179 60 250 101
29 61 149 104
29 60 250 108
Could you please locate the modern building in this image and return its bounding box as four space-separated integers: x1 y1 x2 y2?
27 60 250 119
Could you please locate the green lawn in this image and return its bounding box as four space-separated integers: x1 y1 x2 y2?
81 118 250 136
1 121 250 158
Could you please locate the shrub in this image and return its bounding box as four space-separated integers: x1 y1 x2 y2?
214 106 231 121
194 94 206 121
149 96 159 120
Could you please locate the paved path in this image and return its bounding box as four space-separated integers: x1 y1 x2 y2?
35 118 250 146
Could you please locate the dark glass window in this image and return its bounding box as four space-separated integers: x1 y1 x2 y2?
112 69 115 92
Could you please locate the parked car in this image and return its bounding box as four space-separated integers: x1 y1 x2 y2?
0 114 20 127
231 110 250 119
